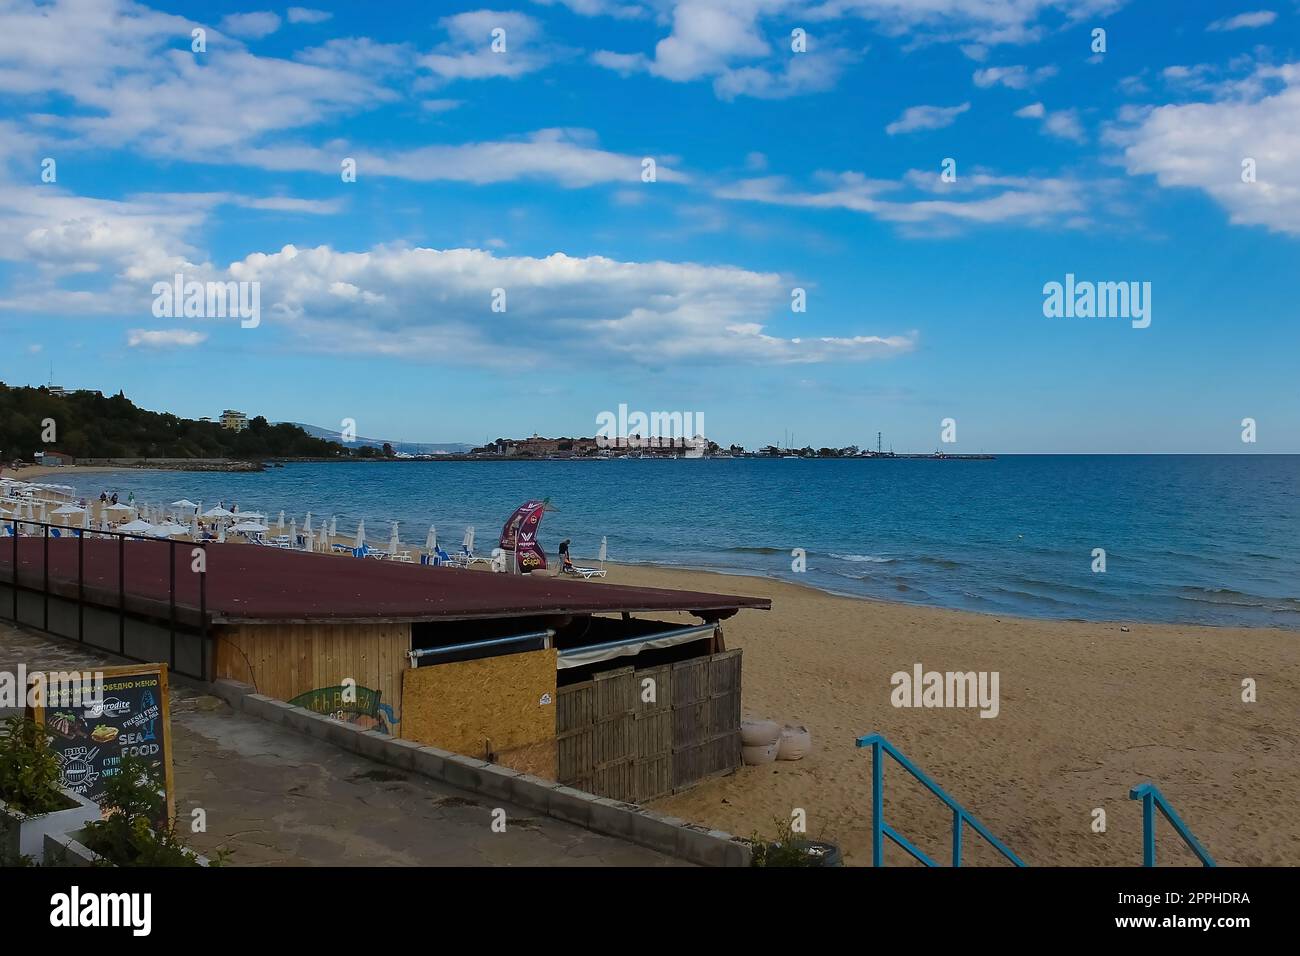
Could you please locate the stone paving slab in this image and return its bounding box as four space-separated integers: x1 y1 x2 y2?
0 623 683 867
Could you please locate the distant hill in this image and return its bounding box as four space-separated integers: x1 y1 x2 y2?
287 423 474 456
0 383 348 460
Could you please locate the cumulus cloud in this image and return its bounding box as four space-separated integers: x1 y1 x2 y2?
593 2 856 100
1015 102 1086 141
421 10 550 80
1113 62 1300 235
210 243 915 366
885 102 971 135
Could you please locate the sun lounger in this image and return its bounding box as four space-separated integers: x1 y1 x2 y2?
562 561 607 579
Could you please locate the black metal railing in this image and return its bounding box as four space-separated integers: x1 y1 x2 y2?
1 516 209 681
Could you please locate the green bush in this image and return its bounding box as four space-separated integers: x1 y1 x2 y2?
749 816 820 867
0 716 68 816
79 755 215 867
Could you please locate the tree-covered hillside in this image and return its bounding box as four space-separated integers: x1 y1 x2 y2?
0 383 356 460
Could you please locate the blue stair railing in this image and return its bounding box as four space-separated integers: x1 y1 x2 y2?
1129 782 1216 867
856 733 1025 867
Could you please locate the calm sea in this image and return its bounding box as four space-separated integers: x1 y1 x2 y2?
57 455 1300 629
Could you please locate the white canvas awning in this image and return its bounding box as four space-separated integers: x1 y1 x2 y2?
555 623 718 670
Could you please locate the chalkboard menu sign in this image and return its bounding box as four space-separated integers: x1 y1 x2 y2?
29 663 175 826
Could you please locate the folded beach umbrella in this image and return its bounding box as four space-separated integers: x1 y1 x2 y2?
354 519 366 548
463 526 475 552
329 515 337 537
289 518 297 544
277 510 285 531
599 536 608 568
190 514 199 538
389 522 399 554
217 523 226 543
318 525 328 550
304 512 313 535
426 525 437 552
82 511 91 530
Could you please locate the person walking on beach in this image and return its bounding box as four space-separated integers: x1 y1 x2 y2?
558 538 574 573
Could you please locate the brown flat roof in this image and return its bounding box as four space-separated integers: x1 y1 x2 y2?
1 539 771 624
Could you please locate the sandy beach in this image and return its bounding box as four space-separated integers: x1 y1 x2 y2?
6 464 1297 866
594 564 1300 867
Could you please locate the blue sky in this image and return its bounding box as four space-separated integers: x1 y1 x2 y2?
0 0 1296 452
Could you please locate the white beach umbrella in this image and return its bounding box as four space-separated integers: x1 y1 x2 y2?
153 521 189 537
230 521 269 533
329 515 337 537
82 511 91 531
118 519 154 534
277 510 285 530
217 523 226 543
426 525 437 552
303 512 313 535
354 519 365 548
389 521 399 554
289 518 297 544
463 526 475 552
190 514 200 538
203 506 235 519
172 498 198 512
599 536 608 567
318 525 329 550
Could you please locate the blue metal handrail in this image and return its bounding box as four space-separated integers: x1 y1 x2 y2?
856 733 1025 867
1129 782 1215 867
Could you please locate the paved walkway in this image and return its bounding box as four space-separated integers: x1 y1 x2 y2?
1 623 681 866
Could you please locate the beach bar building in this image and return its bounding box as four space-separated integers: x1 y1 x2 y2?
0 538 769 801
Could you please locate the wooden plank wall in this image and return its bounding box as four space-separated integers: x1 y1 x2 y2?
213 621 411 731
557 647 741 803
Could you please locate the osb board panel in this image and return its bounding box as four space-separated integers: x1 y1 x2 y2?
402 648 557 764
214 622 410 725
497 739 558 780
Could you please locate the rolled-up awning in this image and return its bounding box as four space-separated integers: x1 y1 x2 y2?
556 622 717 669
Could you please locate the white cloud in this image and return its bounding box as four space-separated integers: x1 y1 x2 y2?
886 102 971 135
717 169 1093 232
1207 11 1276 32
421 10 550 80
216 243 915 366
219 11 282 39
973 64 1058 89
1114 62 1300 235
532 0 645 18
421 98 464 113
1015 102 1085 141
287 7 333 24
243 129 687 187
592 2 856 100
127 329 208 348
